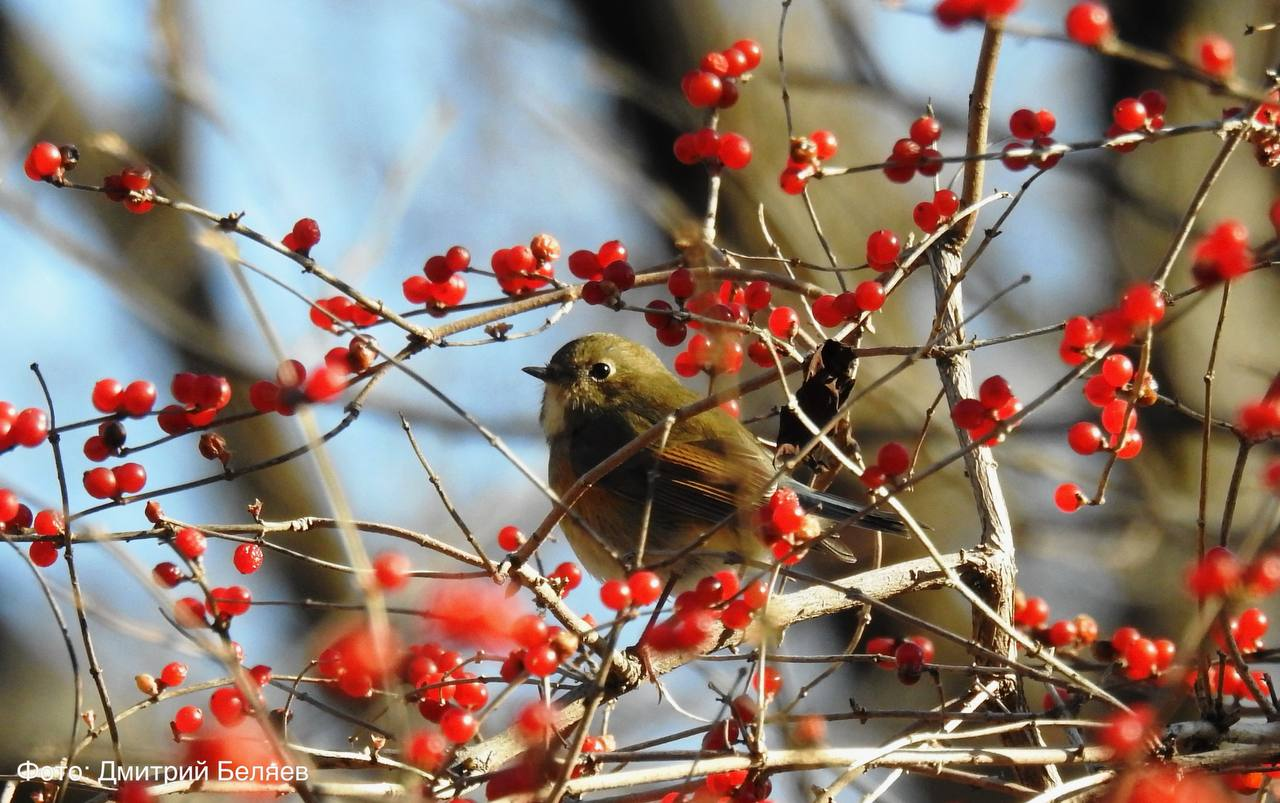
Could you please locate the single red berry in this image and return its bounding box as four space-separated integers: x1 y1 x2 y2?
1199 34 1235 78
172 705 204 734
26 141 63 178
231 542 263 575
523 645 560 676
441 707 478 743
682 70 723 107
951 398 990 430
1054 482 1084 513
909 116 941 146
112 462 147 494
1067 422 1104 455
810 129 838 160
1112 98 1148 132
600 579 632 610
717 133 752 170
160 661 188 687
1048 619 1079 647
33 509 63 536
209 687 245 726
913 201 941 233
628 571 663 605
29 541 58 567
763 306 797 340
1239 607 1269 642
92 378 123 413
877 442 911 476
153 562 182 588
1101 354 1134 388
1138 89 1167 116
1065 2 1112 46
551 561 583 593
752 665 783 696
978 375 1014 410
743 280 772 311
779 165 811 195
932 189 960 219
11 408 48 447
174 527 207 559
1063 316 1100 348
811 294 842 327
865 229 901 269
291 217 321 249
894 641 925 685
854 280 886 312
602 260 635 292
1101 707 1154 758
83 467 118 499
497 525 523 552
1009 108 1041 140
1120 284 1165 327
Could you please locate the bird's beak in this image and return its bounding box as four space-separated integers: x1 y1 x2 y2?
522 365 551 382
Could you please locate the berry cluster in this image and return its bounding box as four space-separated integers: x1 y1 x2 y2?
403 246 470 311
0 401 50 452
102 165 155 214
493 234 559 296
864 634 935 685
949 375 1020 445
673 129 752 171
1001 107 1060 171
91 378 158 417
934 0 1019 28
156 372 233 435
598 569 663 611
1191 219 1252 286
810 281 889 328
281 217 321 255
1064 353 1149 456
1186 546 1280 599
502 612 582 679
882 117 944 184
83 462 147 499
1107 90 1167 151
779 129 838 194
756 487 818 565
26 508 64 567
644 573 772 651
1064 3 1113 47
309 295 380 332
861 441 912 488
249 357 351 416
680 38 762 109
1058 283 1165 367
574 241 634 306
912 188 960 233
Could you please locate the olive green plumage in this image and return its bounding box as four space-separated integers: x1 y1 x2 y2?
524 332 900 582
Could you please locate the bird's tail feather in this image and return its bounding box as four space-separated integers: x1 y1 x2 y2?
788 482 908 536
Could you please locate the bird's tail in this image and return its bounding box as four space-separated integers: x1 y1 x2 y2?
787 482 908 536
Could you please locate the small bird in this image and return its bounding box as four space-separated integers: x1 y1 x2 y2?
524 332 903 584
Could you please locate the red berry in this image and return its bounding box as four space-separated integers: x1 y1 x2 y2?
683 70 723 107
602 260 635 292
932 189 959 218
1239 607 1269 642
752 666 783 696
83 467 118 499
174 527 206 559
497 525 523 552
913 201 941 233
978 375 1014 410
810 129 838 160
291 217 321 249
909 116 941 146
865 229 901 269
1062 316 1100 348
854 280 885 312
894 641 925 685
779 166 811 195
1199 34 1235 78
1138 89 1167 117
1054 482 1084 513
1065 2 1112 46
441 707 478 743
1048 619 1079 647
160 661 188 687
877 442 911 476
112 462 147 494
26 141 62 178
1120 284 1165 327
372 552 410 589
523 645 560 676
600 579 632 610
733 39 762 70
172 705 204 734
1101 707 1153 758
1009 108 1041 140
92 378 123 413
11 408 48 447
1067 422 1104 455
29 541 58 567
628 571 663 605
1112 98 1148 132
951 398 989 430
812 294 843 327
551 561 583 594
717 133 752 170
209 687 245 726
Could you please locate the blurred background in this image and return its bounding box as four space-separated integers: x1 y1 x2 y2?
1 0 1278 800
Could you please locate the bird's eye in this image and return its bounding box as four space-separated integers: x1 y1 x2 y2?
588 362 613 381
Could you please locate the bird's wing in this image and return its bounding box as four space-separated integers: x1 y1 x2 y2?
567 409 772 526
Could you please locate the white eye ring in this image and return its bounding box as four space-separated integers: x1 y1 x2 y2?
588 362 613 381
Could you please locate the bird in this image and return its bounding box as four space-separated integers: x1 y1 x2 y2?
523 332 904 585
